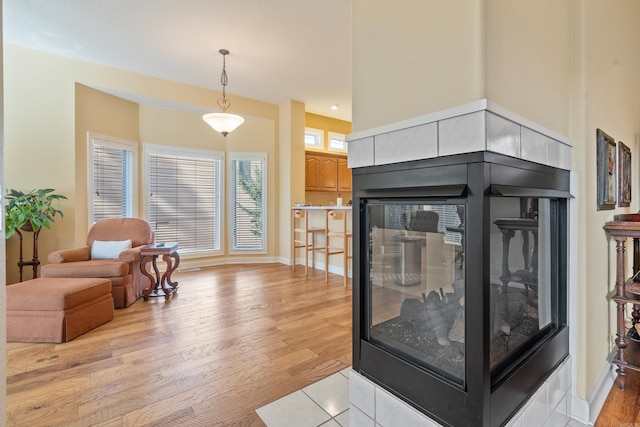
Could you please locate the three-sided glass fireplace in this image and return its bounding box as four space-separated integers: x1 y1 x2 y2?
352 152 569 427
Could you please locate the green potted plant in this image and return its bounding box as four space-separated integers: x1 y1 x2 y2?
5 188 67 239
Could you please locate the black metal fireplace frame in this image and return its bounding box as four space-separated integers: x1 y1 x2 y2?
352 152 569 427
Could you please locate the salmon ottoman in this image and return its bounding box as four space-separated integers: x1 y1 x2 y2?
7 277 114 343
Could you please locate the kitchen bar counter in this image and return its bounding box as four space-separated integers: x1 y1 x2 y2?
292 205 352 210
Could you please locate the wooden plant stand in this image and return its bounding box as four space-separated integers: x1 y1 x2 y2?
15 227 41 282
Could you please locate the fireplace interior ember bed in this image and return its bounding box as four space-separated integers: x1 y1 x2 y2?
352 152 570 427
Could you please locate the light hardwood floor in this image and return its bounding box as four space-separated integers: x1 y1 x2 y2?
596 369 640 426
7 264 352 426
8 263 638 426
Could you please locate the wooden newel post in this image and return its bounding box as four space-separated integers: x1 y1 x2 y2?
15 227 41 282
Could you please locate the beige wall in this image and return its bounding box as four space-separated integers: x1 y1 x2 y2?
278 101 306 263
484 0 574 137
0 0 7 418
4 47 76 284
351 0 640 405
581 0 640 398
351 0 484 132
75 84 140 250
4 44 291 279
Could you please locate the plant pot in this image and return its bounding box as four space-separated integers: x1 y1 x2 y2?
19 222 34 232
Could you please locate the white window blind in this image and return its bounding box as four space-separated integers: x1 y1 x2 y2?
230 153 266 251
89 134 137 224
146 146 223 254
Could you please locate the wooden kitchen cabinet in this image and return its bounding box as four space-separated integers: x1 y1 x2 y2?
305 152 349 192
305 154 322 191
320 156 338 191
338 157 351 192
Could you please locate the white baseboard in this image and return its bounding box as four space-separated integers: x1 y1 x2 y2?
570 362 616 425
289 258 351 278
279 256 292 265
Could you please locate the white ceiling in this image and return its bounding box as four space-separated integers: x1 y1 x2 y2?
3 0 353 121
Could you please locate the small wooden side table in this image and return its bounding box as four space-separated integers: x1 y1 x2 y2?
140 243 180 301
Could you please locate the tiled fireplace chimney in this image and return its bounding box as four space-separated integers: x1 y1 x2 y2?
347 100 573 427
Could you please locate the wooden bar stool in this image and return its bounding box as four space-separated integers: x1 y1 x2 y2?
291 209 325 276
325 209 352 287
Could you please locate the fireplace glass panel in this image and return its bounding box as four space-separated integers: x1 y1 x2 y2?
489 196 556 371
368 202 465 385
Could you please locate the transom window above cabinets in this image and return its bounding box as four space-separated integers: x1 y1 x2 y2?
304 127 324 150
328 132 347 153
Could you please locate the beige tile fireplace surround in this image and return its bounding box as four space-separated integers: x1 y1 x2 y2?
347 99 571 172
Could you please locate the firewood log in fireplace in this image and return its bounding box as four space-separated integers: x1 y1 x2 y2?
399 281 538 348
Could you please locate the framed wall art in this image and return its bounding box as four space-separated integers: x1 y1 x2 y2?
597 128 616 210
618 141 631 207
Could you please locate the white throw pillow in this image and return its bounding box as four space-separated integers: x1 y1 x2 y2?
91 239 132 260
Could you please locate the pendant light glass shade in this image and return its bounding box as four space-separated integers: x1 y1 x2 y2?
203 49 244 137
203 112 245 137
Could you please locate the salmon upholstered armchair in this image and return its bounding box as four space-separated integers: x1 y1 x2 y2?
41 218 155 308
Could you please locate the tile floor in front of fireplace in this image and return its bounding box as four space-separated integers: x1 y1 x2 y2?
256 367 351 427
256 366 593 427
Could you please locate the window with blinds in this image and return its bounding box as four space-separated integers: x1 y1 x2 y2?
230 153 266 251
146 145 223 254
89 133 137 224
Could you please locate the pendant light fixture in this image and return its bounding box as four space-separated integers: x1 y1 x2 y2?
203 49 245 137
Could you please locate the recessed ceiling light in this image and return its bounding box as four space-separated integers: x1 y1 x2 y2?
331 104 339 110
